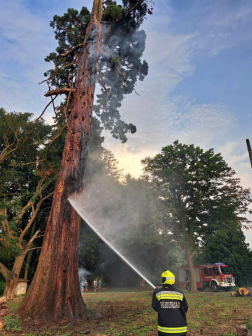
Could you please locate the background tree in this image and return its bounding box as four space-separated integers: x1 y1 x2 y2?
196 217 252 287
142 141 252 292
0 109 56 299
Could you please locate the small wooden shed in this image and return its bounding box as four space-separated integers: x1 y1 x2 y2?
14 279 29 297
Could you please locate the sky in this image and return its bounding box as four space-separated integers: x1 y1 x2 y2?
0 0 252 245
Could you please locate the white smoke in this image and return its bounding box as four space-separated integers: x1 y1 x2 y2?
70 165 162 287
78 267 91 290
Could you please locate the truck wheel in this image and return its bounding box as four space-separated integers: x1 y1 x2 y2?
211 282 219 292
186 282 191 291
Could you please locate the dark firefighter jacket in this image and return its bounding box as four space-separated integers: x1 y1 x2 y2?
152 285 188 335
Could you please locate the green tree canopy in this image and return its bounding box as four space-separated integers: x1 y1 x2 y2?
196 217 252 287
142 141 252 291
43 0 152 142
0 108 61 298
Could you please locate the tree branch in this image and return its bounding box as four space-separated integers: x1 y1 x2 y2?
27 246 42 251
60 43 85 57
42 190 55 202
16 176 54 231
44 88 76 97
18 200 43 246
35 95 59 122
26 230 41 250
0 128 28 164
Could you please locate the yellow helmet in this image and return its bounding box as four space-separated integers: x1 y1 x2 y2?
161 270 175 285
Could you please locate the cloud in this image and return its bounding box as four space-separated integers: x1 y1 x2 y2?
216 142 252 247
217 141 251 189
0 0 56 115
177 0 252 57
0 0 94 115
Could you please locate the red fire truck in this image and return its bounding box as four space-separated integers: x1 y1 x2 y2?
178 262 235 292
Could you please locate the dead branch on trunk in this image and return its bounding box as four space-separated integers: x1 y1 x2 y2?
60 43 85 57
47 84 60 122
35 95 59 122
44 88 76 97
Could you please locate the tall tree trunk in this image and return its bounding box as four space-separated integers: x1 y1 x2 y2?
4 254 26 299
19 0 103 321
186 243 197 293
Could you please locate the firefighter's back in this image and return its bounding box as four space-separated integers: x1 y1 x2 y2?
152 271 188 336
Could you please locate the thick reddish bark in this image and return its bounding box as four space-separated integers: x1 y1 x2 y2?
18 0 103 321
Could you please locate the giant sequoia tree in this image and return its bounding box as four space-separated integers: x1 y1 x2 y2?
142 141 252 292
19 0 152 321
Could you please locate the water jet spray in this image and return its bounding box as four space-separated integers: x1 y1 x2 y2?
69 197 156 289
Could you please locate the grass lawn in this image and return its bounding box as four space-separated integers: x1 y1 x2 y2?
2 288 252 336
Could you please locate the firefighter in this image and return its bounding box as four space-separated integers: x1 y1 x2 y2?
152 270 188 336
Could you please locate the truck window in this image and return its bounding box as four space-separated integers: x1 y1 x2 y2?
203 268 209 275
220 266 231 274
203 268 212 275
213 267 219 275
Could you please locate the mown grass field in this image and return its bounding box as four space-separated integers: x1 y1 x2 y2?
2 288 252 336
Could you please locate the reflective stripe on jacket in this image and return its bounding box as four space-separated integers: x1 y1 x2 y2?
152 285 188 336
158 326 187 334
